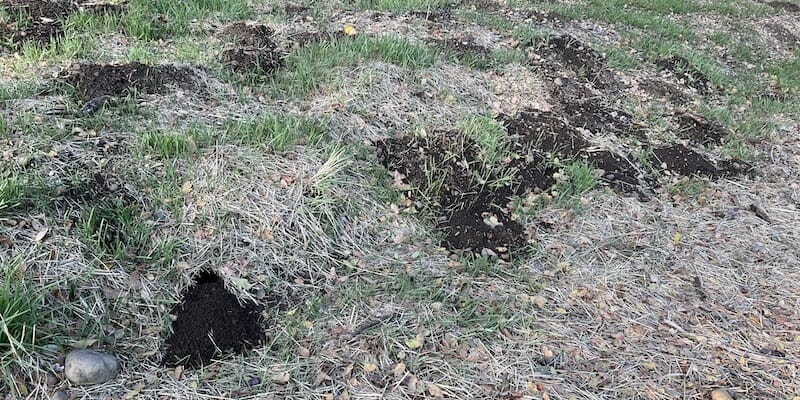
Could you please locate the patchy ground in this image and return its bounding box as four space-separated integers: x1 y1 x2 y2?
1 0 799 399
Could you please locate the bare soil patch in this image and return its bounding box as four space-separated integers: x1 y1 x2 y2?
767 1 800 12
220 22 284 74
58 62 204 100
163 270 265 368
675 111 732 147
656 55 712 94
0 0 75 48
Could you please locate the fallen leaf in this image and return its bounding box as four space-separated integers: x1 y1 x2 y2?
673 232 681 245
172 365 184 380
0 234 13 249
427 383 444 398
343 25 357 36
405 335 423 349
363 363 378 373
34 228 49 242
532 295 547 308
710 389 733 400
297 346 310 358
393 362 406 377
271 372 291 385
181 181 193 194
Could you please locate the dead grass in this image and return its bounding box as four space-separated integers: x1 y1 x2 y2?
1 0 799 399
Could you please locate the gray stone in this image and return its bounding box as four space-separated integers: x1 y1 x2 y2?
64 349 121 385
51 390 69 400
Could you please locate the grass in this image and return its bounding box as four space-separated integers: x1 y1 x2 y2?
3 0 800 398
0 259 43 391
271 35 438 97
221 114 329 151
356 0 453 11
551 161 598 206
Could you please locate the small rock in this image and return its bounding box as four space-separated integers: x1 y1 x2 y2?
64 349 121 385
44 373 59 387
52 390 69 400
710 388 733 400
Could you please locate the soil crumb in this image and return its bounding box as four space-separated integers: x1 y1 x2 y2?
59 62 203 100
221 22 284 74
163 271 265 368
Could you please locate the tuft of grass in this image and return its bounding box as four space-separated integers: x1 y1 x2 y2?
142 130 198 158
271 35 438 97
222 115 328 151
0 259 42 389
79 200 152 260
460 115 509 177
552 161 597 206
356 0 453 12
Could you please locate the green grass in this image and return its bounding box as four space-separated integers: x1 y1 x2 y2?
356 0 453 12
79 199 152 260
221 115 328 151
142 130 199 158
271 35 438 97
552 161 598 206
460 115 510 176
60 0 250 41
0 259 43 391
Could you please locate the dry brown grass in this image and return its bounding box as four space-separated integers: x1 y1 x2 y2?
2 0 799 399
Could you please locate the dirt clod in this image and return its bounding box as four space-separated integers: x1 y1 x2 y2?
0 0 76 47
59 62 203 100
221 22 284 74
163 271 265 368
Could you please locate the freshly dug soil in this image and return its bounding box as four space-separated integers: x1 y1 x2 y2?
675 112 731 147
163 271 265 368
0 0 76 47
221 22 284 74
656 56 712 94
59 62 203 100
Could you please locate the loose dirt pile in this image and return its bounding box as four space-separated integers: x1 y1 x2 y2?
58 62 204 100
0 0 75 47
163 271 265 368
220 22 284 74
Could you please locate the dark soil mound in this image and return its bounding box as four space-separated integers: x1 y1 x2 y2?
656 56 712 94
501 110 645 192
675 112 731 147
560 102 646 139
639 78 689 104
652 143 731 177
767 1 800 12
533 35 615 87
377 132 527 256
0 0 76 47
59 62 203 100
221 22 284 74
163 271 265 368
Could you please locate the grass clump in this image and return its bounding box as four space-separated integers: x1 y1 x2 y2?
356 0 453 12
0 260 42 390
222 115 328 151
552 161 597 206
272 35 437 96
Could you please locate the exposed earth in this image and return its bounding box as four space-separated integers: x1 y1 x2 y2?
1 0 798 399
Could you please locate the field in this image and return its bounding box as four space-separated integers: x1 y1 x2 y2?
1 0 799 399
